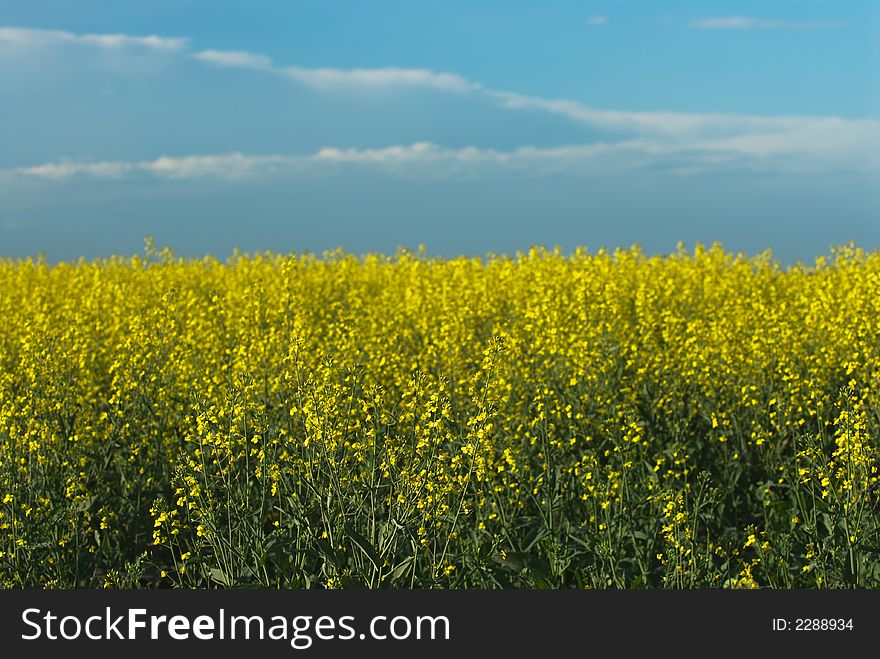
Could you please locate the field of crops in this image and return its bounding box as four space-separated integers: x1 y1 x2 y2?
0 241 878 588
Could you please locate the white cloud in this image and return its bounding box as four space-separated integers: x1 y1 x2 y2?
314 141 660 170
0 27 187 50
193 49 274 70
487 90 770 136
586 16 607 26
282 66 477 92
691 17 846 30
5 153 296 182
143 153 300 179
2 27 473 94
485 90 880 153
15 160 134 180
312 142 444 163
5 119 878 186
1 144 645 183
192 46 477 92
1 25 876 180
487 90 880 173
689 118 880 172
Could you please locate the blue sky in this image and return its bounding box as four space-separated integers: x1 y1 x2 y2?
1 0 878 262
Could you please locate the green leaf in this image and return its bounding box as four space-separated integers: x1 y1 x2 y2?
388 556 415 583
314 537 343 570
209 568 231 586
345 525 381 569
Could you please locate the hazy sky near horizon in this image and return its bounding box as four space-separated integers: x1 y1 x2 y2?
1 0 878 263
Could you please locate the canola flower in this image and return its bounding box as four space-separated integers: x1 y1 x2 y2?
0 240 878 588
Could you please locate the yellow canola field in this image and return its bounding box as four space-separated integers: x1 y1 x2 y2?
0 242 877 588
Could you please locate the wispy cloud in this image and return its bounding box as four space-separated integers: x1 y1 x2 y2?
0 26 187 50
145 153 300 179
586 16 607 27
0 144 666 183
187 39 879 166
6 154 297 181
5 119 878 186
489 90 784 136
193 49 273 70
312 142 449 164
194 47 478 92
282 66 477 92
14 160 135 180
501 94 880 175
1 26 876 181
691 17 846 30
